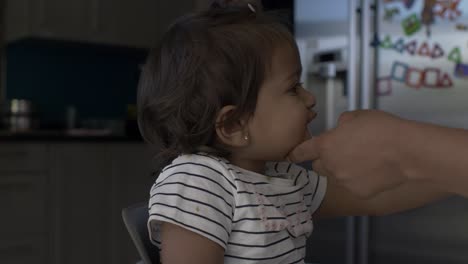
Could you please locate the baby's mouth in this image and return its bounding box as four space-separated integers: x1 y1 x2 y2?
307 111 317 123
303 127 312 141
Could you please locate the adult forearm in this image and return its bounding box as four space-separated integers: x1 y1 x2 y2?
400 120 468 197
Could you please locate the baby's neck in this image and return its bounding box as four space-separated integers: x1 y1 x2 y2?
229 155 266 174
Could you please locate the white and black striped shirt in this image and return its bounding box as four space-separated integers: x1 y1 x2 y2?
148 153 327 264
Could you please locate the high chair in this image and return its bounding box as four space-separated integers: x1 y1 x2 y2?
122 203 160 264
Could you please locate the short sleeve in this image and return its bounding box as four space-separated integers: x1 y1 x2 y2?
306 170 328 214
264 161 327 215
147 155 236 249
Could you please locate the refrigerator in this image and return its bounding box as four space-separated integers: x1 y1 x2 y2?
295 0 468 264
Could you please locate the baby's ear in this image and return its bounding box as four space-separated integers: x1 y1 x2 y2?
215 105 249 148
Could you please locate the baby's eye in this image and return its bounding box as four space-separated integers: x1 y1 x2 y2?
288 82 303 95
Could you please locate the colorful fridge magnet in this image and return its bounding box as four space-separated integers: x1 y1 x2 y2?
403 0 416 9
422 68 441 87
456 24 468 31
402 14 422 36
448 47 462 63
391 61 409 82
405 67 424 89
376 77 392 96
384 0 414 8
417 42 432 57
384 7 400 21
380 35 394 49
436 73 454 88
431 43 445 59
393 38 406 53
421 0 436 37
405 40 418 55
454 63 468 78
435 0 462 21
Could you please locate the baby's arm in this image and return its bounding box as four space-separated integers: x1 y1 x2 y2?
148 155 236 264
160 223 224 264
315 179 450 219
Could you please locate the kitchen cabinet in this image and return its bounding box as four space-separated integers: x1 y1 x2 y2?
6 0 96 43
107 144 155 264
0 173 50 264
0 236 48 264
194 0 213 11
0 143 48 171
6 0 195 48
0 143 50 264
94 0 160 48
0 141 154 264
50 144 110 264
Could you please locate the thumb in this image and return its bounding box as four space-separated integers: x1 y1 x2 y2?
287 136 321 163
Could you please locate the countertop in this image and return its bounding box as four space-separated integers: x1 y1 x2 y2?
0 129 144 142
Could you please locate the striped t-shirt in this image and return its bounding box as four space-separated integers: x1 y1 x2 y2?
148 153 327 264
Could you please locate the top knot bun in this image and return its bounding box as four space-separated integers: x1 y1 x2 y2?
210 0 263 11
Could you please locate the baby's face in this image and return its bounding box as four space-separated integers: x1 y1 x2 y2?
244 45 317 162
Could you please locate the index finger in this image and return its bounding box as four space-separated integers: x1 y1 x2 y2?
287 136 321 163
337 110 361 125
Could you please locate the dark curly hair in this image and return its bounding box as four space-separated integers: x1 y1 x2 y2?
137 0 297 174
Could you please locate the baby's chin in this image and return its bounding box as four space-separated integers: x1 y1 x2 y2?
295 128 312 146
283 129 311 161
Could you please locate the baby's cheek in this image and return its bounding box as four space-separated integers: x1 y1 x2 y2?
293 128 310 145
303 128 312 141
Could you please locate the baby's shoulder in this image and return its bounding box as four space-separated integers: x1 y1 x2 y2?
157 152 237 186
164 153 231 172
265 161 310 179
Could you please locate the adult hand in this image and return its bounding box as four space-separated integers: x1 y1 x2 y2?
288 110 410 198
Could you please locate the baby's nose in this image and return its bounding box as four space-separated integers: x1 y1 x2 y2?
300 88 316 109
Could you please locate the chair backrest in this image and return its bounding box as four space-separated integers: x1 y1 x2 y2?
122 203 160 264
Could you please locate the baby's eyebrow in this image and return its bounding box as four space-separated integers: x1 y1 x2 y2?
285 67 302 81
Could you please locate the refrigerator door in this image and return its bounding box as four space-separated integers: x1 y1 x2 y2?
368 1 468 263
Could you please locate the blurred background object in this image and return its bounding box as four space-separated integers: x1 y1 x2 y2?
0 0 5 103
1 0 194 137
0 98 38 132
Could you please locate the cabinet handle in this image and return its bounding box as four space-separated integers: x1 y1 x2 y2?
0 243 34 255
0 182 33 191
